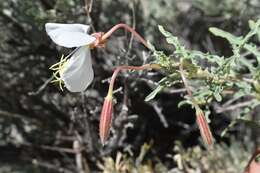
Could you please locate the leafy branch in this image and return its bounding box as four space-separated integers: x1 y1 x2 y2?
146 19 260 137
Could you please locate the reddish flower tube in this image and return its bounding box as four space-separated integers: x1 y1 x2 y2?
244 148 260 173
195 106 214 149
99 64 161 145
99 95 113 146
179 61 214 149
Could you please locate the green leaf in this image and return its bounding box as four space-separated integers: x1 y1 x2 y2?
190 50 224 66
158 25 189 58
158 25 172 37
239 56 256 73
147 40 156 51
221 120 237 137
242 19 260 45
209 27 243 45
244 44 260 64
204 107 211 123
214 92 222 102
213 86 223 102
178 100 192 108
249 20 260 41
145 85 164 102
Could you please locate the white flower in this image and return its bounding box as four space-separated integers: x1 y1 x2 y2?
45 23 96 92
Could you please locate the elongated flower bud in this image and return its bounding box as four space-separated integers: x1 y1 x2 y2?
195 107 214 149
98 64 160 145
99 95 113 146
244 148 260 173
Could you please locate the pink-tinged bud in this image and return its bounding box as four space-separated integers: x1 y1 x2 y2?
99 95 113 146
244 148 260 173
195 107 214 149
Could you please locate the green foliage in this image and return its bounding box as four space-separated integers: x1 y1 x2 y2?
146 19 260 131
1 0 260 172
173 140 252 173
98 143 169 173
99 141 252 173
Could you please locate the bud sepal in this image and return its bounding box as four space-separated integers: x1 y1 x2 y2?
195 106 214 149
99 94 113 146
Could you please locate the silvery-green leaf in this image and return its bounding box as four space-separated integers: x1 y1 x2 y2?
249 20 260 41
209 27 243 45
145 85 164 102
61 46 94 92
244 44 260 64
214 92 222 102
45 23 96 48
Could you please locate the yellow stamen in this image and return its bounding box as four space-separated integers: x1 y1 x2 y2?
49 55 67 70
49 54 70 91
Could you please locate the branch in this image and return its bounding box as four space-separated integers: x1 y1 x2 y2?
215 100 254 113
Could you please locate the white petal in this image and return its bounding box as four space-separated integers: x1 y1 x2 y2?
48 30 96 48
45 23 96 48
61 46 94 92
46 23 90 33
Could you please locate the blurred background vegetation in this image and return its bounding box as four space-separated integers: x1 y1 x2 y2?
0 0 260 172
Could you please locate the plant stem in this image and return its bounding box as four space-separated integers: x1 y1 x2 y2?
107 64 160 97
179 61 193 99
102 23 149 48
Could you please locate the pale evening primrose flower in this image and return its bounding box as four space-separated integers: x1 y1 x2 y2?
45 23 96 92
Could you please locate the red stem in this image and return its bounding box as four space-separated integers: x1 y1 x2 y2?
107 64 158 96
101 23 149 48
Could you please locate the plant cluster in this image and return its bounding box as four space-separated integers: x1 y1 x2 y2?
1 0 260 172
147 19 260 141
46 19 260 149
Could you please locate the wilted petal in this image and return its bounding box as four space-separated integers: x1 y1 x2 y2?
61 46 94 92
45 23 96 48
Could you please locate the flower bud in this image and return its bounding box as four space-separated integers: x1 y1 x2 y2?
99 95 113 146
195 107 214 149
244 148 260 173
